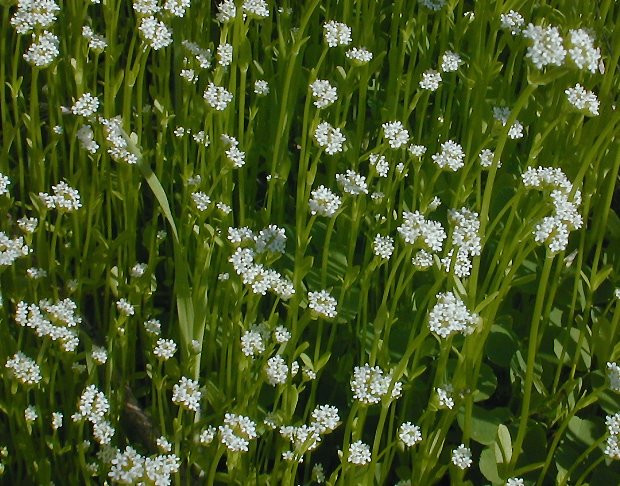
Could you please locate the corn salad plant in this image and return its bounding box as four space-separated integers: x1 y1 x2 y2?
1 0 619 484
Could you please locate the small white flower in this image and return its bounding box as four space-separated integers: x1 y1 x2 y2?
309 186 342 216
308 290 338 319
346 47 373 64
431 140 465 171
153 338 177 360
336 170 368 195
217 43 233 67
451 444 472 469
382 121 409 149
254 80 269 95
323 21 352 47
500 11 524 35
565 84 599 116
373 235 394 260
315 121 346 154
71 93 99 117
522 23 566 69
310 80 338 109
172 377 201 412
52 412 63 431
607 362 620 393
347 440 371 465
116 298 135 316
138 16 172 50
419 70 442 91
204 82 233 111
440 51 461 72
399 422 422 447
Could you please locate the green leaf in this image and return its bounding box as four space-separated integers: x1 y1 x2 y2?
479 446 502 485
495 424 512 464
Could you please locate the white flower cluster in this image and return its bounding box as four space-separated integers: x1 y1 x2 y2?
522 24 566 69
478 148 499 169
309 185 342 217
116 298 135 316
199 426 217 445
451 444 472 469
500 10 524 35
204 82 233 110
311 404 340 434
605 413 620 459
39 180 82 211
315 121 346 154
310 80 338 109
82 26 107 52
567 29 601 73
73 385 115 444
419 70 442 91
5 352 42 385
92 346 108 365
346 47 373 64
265 355 292 386
138 16 173 50
0 172 10 196
23 31 60 67
254 79 269 95
172 376 202 412
419 0 446 11
397 211 446 252
52 411 63 430
229 248 295 299
243 0 269 18
441 208 482 278
219 413 257 452
308 290 338 319
191 191 211 212
11 0 60 34
399 422 422 447
216 0 236 22
280 408 338 462
436 385 455 409
382 121 410 149
108 445 180 485
16 299 81 352
523 166 582 253
217 43 233 67
240 325 267 357
492 106 525 140
347 440 371 465
506 479 525 486
77 125 99 154
25 405 38 422
164 0 191 17
182 40 212 69
373 234 395 260
71 93 99 117
565 84 599 116
323 21 352 47
413 249 434 269
431 140 465 171
100 116 139 164
440 51 461 72
608 362 620 392
369 153 389 177
221 134 246 168
336 170 368 195
153 338 177 360
350 364 402 404
0 232 30 266
428 291 478 338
